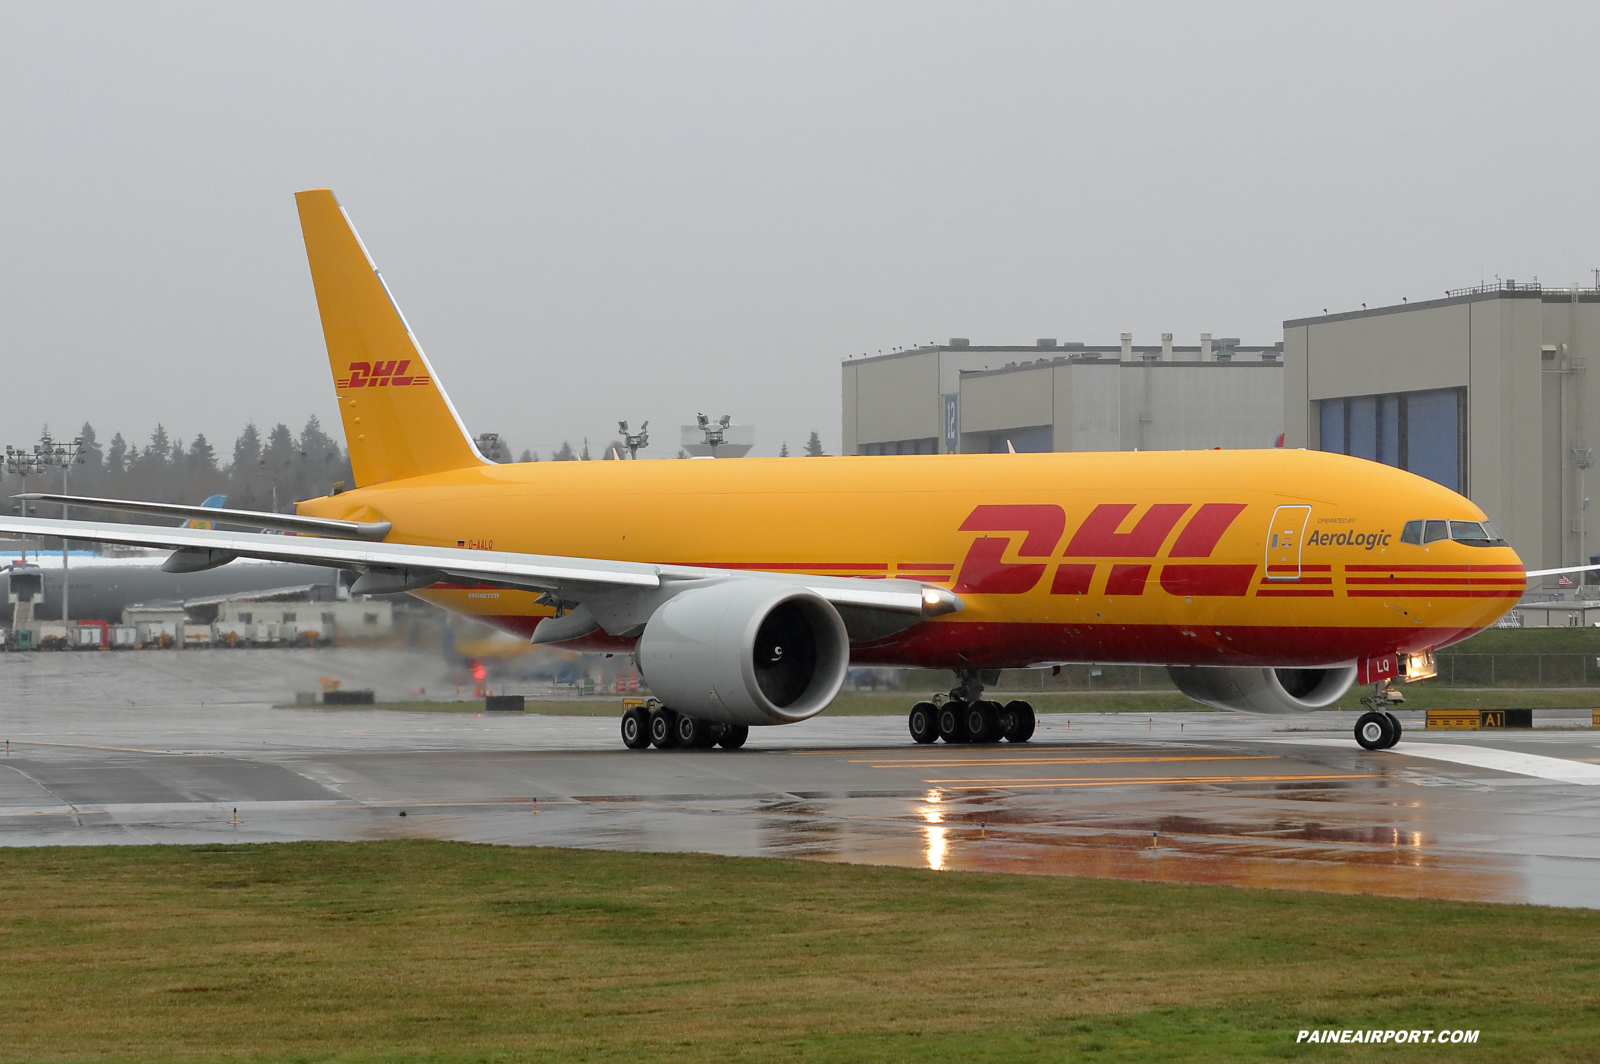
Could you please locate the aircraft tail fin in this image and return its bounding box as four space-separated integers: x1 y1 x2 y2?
186 494 227 529
295 189 486 487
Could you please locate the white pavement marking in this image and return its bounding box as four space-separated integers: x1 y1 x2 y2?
1265 736 1600 785
1394 744 1600 786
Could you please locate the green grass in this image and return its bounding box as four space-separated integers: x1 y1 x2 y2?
0 842 1595 1062
1440 626 1600 654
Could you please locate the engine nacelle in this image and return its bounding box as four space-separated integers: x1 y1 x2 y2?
1166 664 1357 714
636 580 850 726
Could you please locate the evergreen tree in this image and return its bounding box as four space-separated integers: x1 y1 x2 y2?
553 441 576 461
187 434 218 471
232 422 262 475
298 415 347 498
581 437 591 461
105 433 127 477
261 423 296 510
299 415 340 462
518 449 535 463
601 439 627 460
78 422 104 480
145 424 172 469
779 441 789 457
804 430 826 457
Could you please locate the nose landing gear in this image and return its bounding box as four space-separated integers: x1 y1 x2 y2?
1354 683 1404 750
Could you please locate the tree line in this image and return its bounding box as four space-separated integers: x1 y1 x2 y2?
3 420 833 518
4 419 350 515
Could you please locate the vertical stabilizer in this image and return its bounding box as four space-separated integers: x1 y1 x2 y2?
295 189 485 486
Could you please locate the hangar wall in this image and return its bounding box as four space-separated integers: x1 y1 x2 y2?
845 338 1284 459
1284 283 1600 575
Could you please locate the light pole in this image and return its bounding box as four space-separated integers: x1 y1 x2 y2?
34 432 85 623
4 445 47 564
619 420 649 460
696 413 730 456
1578 447 1595 588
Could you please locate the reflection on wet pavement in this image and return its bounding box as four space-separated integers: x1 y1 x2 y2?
2 666 1599 908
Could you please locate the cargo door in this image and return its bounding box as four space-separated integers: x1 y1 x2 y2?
1265 505 1312 580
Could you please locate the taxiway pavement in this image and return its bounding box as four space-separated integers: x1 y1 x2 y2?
4 649 1600 908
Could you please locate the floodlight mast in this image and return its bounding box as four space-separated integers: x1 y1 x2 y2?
7 432 85 623
695 413 731 456
4 445 47 564
618 421 649 460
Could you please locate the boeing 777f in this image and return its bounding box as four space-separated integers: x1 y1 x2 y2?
5 190 1530 752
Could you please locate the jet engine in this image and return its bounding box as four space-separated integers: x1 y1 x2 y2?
635 580 850 726
1166 664 1357 714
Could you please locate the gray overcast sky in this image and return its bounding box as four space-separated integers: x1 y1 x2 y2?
2 2 1598 461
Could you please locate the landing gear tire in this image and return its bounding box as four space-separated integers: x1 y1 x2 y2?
908 701 939 744
1354 711 1395 751
718 724 749 750
649 708 679 748
1384 711 1403 746
675 713 715 748
964 700 1002 744
1001 700 1036 743
938 700 969 744
621 706 650 750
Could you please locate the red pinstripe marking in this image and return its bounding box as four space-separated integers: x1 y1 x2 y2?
1345 564 1525 572
1345 577 1525 586
1345 590 1520 598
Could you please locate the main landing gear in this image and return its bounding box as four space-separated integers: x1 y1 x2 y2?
908 670 1036 745
620 699 748 751
1353 683 1404 751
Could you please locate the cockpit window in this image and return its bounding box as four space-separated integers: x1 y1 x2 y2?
1407 518 1507 546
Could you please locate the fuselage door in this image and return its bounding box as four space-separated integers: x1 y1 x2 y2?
1265 505 1312 580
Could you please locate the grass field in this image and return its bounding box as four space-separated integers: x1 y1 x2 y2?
1 842 1596 1062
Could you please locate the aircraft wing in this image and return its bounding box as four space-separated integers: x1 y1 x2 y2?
1525 564 1596 578
0 516 961 640
16 493 390 540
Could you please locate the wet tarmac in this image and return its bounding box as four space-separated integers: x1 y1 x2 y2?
4 649 1600 908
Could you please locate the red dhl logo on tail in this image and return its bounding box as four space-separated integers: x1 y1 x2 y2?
953 503 1254 597
337 360 432 389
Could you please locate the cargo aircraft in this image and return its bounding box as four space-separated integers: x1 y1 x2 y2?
4 190 1531 752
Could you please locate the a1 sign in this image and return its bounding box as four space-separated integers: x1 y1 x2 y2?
1357 654 1398 685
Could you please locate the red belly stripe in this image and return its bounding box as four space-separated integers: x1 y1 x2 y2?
1345 563 1525 573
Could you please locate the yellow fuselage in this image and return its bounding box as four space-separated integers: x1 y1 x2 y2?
299 447 1523 671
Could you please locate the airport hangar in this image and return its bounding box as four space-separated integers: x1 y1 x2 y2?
842 334 1285 458
1284 280 1600 582
843 282 1600 587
